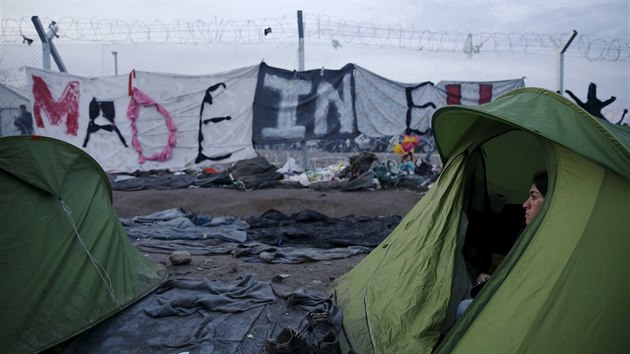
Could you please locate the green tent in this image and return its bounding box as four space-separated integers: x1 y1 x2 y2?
332 87 630 353
0 136 167 353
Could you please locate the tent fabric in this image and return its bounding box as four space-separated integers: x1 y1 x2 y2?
332 87 630 353
445 146 630 354
0 135 167 353
432 87 630 180
332 152 468 353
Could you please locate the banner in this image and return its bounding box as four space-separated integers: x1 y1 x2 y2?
25 64 525 173
354 66 444 137
253 63 356 144
26 66 258 173
435 79 525 106
354 65 525 138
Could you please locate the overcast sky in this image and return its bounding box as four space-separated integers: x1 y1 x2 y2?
2 0 628 39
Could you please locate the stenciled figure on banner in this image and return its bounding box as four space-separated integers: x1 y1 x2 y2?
14 104 34 135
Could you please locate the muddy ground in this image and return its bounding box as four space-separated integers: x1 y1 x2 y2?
113 187 424 293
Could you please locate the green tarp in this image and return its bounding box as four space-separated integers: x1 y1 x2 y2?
0 136 166 353
333 88 630 353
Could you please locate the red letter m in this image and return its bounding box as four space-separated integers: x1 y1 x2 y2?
32 75 80 136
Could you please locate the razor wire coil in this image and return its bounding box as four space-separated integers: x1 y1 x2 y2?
2 15 628 61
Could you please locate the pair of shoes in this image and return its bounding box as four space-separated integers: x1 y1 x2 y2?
312 329 341 354
306 309 341 354
306 309 336 339
264 328 310 354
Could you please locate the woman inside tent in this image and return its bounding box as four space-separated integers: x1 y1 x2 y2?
456 170 548 319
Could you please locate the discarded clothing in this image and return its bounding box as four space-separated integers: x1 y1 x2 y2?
110 173 197 191
228 156 284 190
121 208 249 243
123 208 396 264
246 209 401 248
232 242 372 264
63 276 340 354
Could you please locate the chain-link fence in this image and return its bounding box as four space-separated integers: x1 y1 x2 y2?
1 14 628 169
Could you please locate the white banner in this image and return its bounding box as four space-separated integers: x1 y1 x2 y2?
25 64 525 173
354 66 443 137
354 65 525 137
26 66 258 173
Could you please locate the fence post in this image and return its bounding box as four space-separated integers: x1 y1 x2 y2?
31 16 67 72
297 10 309 171
556 30 577 94
112 51 119 76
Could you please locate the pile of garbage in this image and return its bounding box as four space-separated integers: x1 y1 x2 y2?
109 152 441 192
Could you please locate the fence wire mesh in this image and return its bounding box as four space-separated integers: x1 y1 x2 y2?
1 15 628 169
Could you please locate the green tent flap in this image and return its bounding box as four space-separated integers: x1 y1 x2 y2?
433 87 630 180
0 136 166 353
333 152 470 352
333 88 630 354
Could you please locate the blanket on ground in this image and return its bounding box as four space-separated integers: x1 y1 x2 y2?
63 276 340 354
123 208 397 264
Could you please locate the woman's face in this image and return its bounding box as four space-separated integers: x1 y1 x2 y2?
522 183 545 225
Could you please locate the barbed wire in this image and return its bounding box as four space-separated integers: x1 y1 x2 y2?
1 15 628 61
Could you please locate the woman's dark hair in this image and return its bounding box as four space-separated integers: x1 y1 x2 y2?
533 170 548 197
